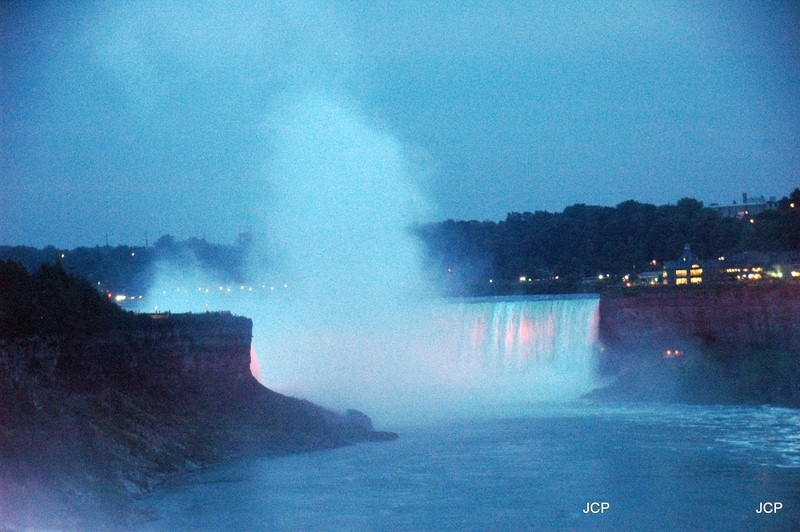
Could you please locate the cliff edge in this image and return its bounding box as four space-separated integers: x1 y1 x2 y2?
1 308 395 529
589 284 800 406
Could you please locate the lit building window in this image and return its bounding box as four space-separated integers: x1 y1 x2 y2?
690 268 703 276
676 270 687 277
676 278 688 285
690 277 702 284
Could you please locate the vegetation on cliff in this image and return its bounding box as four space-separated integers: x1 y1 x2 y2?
0 234 250 299
416 188 800 295
0 260 136 338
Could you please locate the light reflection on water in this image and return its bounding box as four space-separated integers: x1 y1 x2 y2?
137 402 800 531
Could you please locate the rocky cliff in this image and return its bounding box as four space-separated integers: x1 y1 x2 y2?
0 312 395 530
591 284 800 406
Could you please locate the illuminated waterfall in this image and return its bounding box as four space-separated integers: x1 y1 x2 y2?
428 295 601 404
249 294 601 422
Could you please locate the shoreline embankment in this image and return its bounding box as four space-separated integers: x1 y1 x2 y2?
0 312 394 529
591 284 800 406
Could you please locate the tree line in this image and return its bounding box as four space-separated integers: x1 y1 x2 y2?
2 190 798 299
0 261 135 338
0 234 251 296
415 188 800 295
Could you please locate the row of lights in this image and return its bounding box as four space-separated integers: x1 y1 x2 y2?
60 251 138 258
455 262 800 288
155 283 290 296
519 275 561 283
106 283 290 304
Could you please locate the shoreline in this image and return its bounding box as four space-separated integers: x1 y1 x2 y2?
4 283 798 527
0 313 396 529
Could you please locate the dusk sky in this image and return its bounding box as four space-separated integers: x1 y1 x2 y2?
2 1 799 248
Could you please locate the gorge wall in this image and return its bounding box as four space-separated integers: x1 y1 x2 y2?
593 284 800 406
0 312 392 530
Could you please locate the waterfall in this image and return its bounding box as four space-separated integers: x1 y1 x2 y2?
427 295 601 404
251 294 601 423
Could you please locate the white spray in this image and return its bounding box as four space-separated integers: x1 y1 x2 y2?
141 93 599 426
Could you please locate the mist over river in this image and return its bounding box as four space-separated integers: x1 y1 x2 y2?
137 402 800 530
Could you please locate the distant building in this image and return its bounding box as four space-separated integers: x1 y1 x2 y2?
708 193 778 219
661 245 800 286
638 271 662 285
716 251 766 283
717 251 800 284
663 244 708 285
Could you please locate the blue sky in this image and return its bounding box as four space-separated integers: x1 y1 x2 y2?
2 1 798 247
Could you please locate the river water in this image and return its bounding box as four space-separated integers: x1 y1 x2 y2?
137 402 800 531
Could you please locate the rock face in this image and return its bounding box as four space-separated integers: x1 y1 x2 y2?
591 285 800 406
0 312 395 529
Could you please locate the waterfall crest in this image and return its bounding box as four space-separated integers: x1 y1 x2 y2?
430 295 600 404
